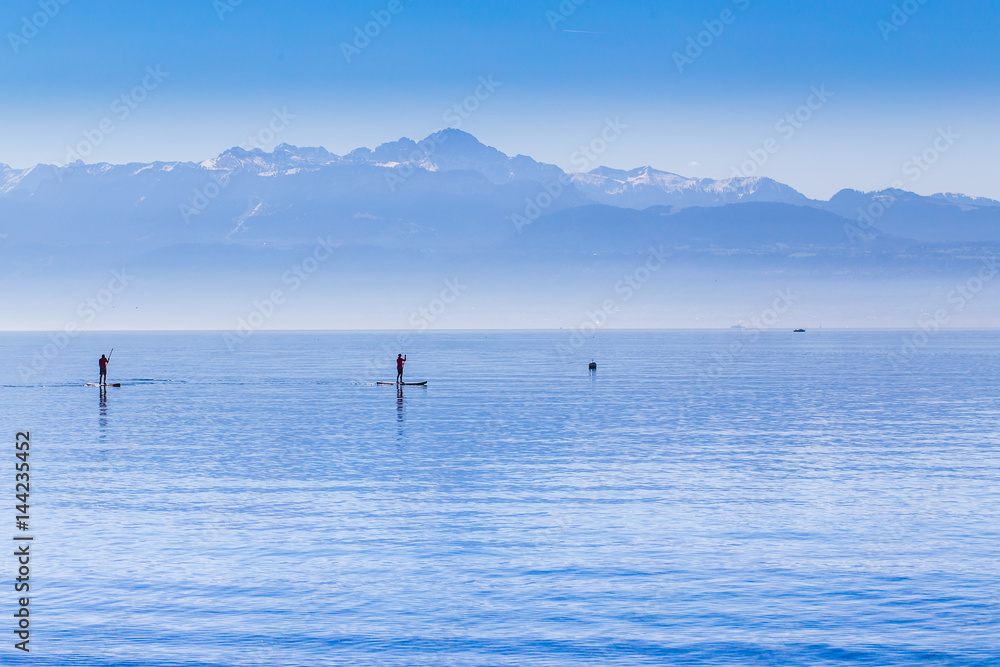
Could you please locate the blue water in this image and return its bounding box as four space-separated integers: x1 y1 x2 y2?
2 330 999 665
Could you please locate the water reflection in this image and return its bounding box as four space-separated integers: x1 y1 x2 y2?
396 385 405 437
99 386 108 440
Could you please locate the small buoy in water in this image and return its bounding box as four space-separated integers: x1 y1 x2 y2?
589 361 597 371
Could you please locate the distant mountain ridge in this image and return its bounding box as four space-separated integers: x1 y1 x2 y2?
2 128 995 212
568 166 812 209
2 129 1000 249
7 129 1000 331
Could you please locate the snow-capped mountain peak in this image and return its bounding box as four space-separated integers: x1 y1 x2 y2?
1 131 996 218
930 192 1000 208
570 167 810 209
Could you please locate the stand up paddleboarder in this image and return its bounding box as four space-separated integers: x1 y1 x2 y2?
396 354 406 384
99 350 112 386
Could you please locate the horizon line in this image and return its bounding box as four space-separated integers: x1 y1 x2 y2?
3 327 999 334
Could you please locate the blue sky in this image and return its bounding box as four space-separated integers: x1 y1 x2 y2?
2 0 998 199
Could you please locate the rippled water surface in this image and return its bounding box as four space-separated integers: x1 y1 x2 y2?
2 330 999 665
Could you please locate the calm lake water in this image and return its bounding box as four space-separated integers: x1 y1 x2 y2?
2 330 999 665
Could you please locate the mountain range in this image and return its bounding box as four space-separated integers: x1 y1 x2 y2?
3 129 1000 330
3 128 999 251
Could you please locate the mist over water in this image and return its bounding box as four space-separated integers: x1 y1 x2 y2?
3 330 998 665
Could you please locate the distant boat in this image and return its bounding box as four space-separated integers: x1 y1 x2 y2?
793 329 806 333
589 361 597 371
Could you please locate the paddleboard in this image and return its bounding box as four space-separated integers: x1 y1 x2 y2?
86 383 121 387
377 381 428 386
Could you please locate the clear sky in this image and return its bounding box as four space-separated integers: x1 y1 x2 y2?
2 0 998 200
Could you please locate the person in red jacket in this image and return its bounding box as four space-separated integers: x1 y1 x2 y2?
396 354 406 384
99 354 110 386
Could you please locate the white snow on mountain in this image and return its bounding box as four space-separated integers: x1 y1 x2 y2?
930 192 1000 208
200 144 345 175
1 132 997 215
0 164 60 194
569 166 812 209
